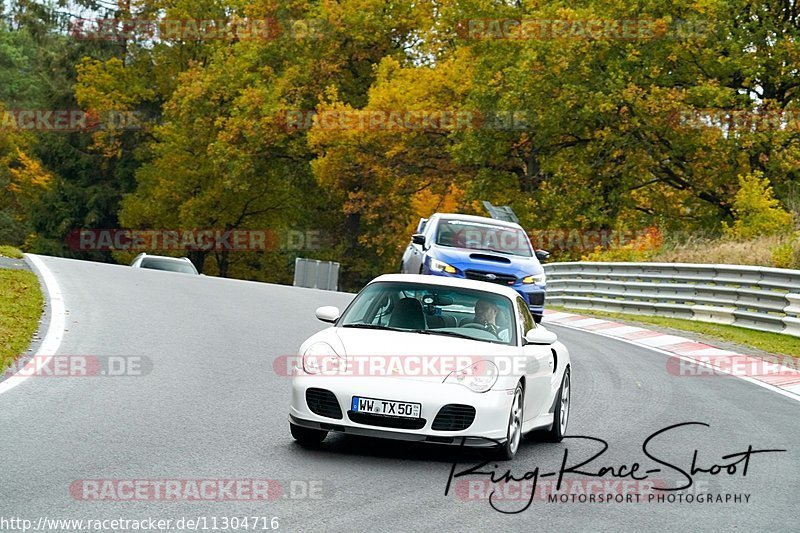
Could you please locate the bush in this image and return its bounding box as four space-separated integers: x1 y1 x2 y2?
770 232 800 269
724 172 794 239
582 227 664 262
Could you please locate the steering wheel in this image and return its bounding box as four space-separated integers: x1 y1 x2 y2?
462 322 500 338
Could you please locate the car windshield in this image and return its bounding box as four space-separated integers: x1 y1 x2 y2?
434 219 532 257
339 281 517 345
140 258 197 274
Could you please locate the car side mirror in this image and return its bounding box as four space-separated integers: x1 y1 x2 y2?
315 306 340 323
524 327 557 345
412 234 426 246
535 249 550 262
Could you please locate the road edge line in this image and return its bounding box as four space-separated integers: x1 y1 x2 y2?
0 254 65 395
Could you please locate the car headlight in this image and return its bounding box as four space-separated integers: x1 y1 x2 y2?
522 273 546 284
429 257 457 274
444 360 498 393
302 342 345 375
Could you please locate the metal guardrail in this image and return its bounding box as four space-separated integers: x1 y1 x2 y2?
293 258 340 291
543 262 800 338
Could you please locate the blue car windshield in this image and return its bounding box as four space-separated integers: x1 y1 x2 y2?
434 220 533 257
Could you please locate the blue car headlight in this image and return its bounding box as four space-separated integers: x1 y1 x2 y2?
429 257 458 274
521 273 546 284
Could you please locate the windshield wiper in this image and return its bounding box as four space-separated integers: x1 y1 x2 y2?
343 324 503 343
412 329 480 341
415 329 507 344
341 323 405 332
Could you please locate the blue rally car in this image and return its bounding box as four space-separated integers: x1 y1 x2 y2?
400 213 549 322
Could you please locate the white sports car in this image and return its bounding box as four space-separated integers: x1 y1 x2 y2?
288 274 571 459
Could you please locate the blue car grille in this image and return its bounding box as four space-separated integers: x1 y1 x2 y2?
464 270 516 286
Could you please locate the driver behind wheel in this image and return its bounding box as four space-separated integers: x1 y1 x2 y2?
470 299 511 342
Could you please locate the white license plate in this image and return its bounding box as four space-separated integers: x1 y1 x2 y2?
352 396 421 418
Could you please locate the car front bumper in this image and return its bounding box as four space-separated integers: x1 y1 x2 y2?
289 376 515 447
515 284 546 318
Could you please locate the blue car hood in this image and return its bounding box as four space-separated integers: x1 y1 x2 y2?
430 245 543 278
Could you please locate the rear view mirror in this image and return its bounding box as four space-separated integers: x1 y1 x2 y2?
315 306 340 323
535 249 550 262
524 327 557 345
412 234 426 246
422 294 454 306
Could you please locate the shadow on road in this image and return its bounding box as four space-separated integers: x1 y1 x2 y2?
284 431 554 464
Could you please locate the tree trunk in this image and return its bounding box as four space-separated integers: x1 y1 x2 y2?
216 250 230 278
188 250 207 274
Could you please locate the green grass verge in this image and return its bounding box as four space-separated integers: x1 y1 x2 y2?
0 270 43 372
549 305 800 358
0 245 24 259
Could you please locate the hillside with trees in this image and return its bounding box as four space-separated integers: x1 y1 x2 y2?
1 0 799 289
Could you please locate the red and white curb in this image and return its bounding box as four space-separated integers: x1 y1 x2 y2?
543 309 800 402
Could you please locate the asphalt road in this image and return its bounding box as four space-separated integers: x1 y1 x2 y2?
0 255 797 532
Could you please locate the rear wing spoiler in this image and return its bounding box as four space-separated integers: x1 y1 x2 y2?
482 201 519 224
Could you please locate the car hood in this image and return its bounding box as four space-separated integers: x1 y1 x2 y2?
431 246 543 277
299 327 516 383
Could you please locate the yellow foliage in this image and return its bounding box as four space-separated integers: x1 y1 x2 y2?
723 172 794 239
8 149 52 198
409 183 465 233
